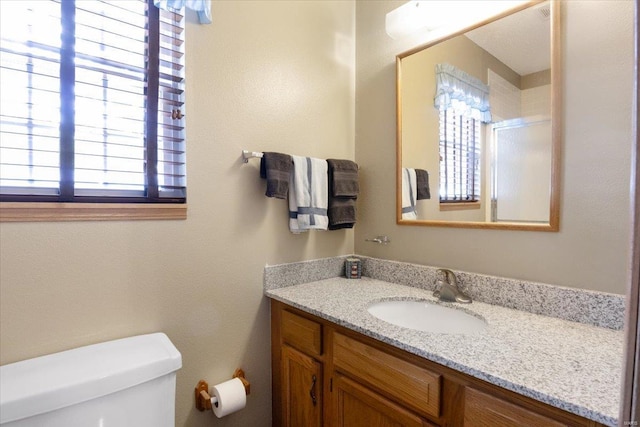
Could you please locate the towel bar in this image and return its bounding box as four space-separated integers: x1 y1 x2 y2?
242 150 360 170
242 150 263 163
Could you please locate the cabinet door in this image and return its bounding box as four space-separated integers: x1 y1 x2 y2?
282 345 322 427
333 374 434 427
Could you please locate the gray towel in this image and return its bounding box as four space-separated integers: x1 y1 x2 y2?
260 152 292 199
327 159 359 197
328 198 356 230
327 159 359 229
415 169 431 200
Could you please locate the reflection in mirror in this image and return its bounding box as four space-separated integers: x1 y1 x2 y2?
396 1 560 231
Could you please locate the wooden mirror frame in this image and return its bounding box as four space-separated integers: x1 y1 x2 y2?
396 0 561 231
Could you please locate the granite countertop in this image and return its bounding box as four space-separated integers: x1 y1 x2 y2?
266 276 624 426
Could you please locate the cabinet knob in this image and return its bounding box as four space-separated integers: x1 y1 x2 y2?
310 375 317 406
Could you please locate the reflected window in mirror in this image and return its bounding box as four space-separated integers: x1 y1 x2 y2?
439 108 481 208
434 63 491 210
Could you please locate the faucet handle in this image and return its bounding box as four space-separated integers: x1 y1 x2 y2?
436 268 455 282
433 269 472 304
445 269 458 286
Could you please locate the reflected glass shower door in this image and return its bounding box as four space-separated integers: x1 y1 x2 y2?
491 117 552 223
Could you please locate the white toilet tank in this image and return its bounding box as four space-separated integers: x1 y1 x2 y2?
0 333 182 427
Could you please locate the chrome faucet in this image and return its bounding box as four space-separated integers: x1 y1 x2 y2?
433 269 472 303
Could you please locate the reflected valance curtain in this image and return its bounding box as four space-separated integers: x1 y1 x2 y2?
154 0 211 24
434 63 491 123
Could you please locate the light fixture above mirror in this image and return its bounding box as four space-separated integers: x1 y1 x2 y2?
396 0 561 231
385 0 531 40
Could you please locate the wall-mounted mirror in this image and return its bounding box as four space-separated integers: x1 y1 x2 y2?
396 0 561 231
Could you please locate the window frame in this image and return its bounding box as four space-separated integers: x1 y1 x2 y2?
0 0 186 221
0 202 185 221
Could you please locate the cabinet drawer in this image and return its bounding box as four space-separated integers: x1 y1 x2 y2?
334 374 437 427
332 332 441 419
281 309 323 356
464 387 566 427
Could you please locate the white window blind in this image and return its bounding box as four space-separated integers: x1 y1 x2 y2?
0 0 186 203
439 108 481 203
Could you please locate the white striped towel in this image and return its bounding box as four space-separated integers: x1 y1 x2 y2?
289 155 329 233
402 167 418 220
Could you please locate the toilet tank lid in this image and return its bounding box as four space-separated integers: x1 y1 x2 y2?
0 332 182 424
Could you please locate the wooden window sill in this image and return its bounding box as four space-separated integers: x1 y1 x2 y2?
0 202 187 222
439 202 481 212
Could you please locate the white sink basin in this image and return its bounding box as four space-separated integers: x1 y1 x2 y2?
367 300 487 335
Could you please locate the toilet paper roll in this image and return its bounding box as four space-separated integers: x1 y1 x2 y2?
210 377 247 418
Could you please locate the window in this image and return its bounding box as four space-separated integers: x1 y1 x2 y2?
0 0 186 218
439 107 481 203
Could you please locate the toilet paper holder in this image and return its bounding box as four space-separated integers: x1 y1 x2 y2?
195 369 251 411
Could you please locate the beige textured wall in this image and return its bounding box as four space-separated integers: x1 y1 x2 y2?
0 1 354 426
355 0 634 295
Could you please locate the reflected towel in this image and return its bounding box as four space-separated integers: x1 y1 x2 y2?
402 168 418 220
259 152 292 199
415 169 431 200
289 156 329 233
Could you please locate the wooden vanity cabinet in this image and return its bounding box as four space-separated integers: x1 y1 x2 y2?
271 300 605 427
